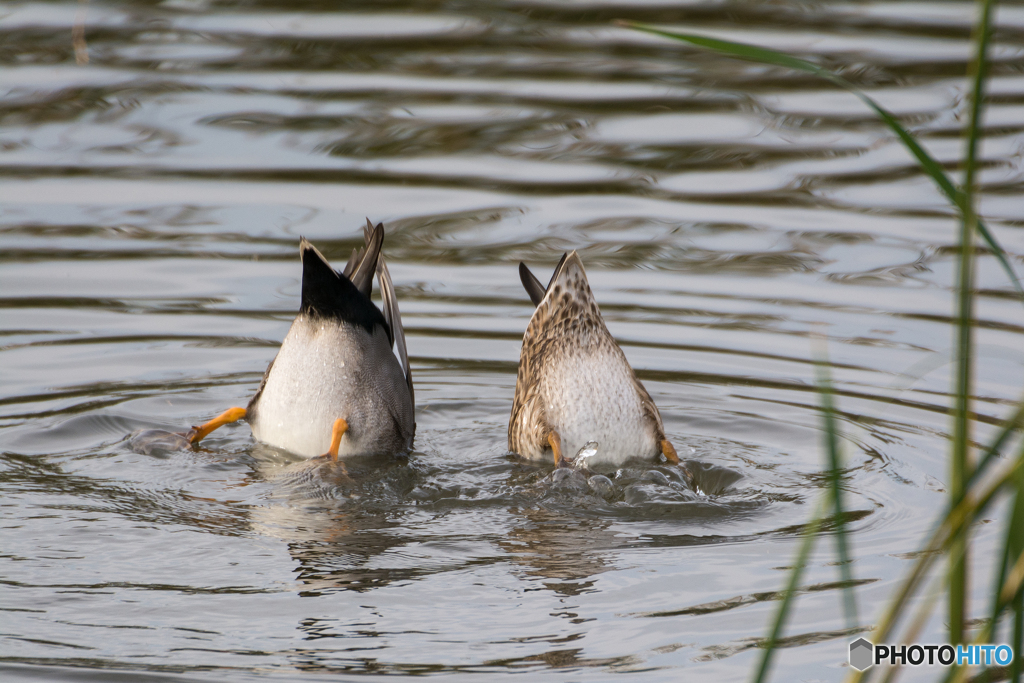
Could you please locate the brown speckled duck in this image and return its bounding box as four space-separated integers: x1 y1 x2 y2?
508 251 680 469
183 220 414 460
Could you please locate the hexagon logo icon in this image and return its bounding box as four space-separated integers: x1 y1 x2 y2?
849 638 874 671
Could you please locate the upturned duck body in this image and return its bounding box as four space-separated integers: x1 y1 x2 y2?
508 251 679 469
185 221 414 459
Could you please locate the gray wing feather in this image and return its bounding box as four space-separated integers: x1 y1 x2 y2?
342 248 360 280
364 219 414 408
347 222 383 297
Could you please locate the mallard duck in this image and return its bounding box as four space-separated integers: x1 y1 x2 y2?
508 251 680 469
183 220 414 460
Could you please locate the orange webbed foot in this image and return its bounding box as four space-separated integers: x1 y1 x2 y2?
660 439 679 464
661 438 694 486
183 407 247 445
319 418 349 462
547 430 569 468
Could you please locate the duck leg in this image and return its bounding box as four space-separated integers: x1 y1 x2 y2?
660 439 679 464
547 430 568 468
661 438 694 486
322 418 349 461
184 407 247 445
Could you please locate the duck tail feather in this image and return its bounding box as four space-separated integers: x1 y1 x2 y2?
546 252 570 291
377 255 414 408
299 235 385 334
519 262 547 307
347 220 383 297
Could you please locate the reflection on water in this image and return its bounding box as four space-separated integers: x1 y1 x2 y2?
1 0 1023 680
246 449 776 598
501 508 616 596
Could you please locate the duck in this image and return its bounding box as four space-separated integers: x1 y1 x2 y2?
508 251 681 470
182 220 415 460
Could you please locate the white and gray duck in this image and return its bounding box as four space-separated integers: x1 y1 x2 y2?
166 220 414 460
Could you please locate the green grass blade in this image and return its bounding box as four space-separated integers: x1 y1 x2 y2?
752 497 825 683
965 0 995 195
947 454 1023 683
844 453 1024 683
876 565 947 683
752 336 873 683
969 399 1024 491
619 21 1024 303
941 446 1024 683
986 437 1024 636
1010 443 1024 683
812 337 858 628
949 0 995 645
1014 583 1023 683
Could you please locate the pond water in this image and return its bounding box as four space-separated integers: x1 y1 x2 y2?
2 1 1023 680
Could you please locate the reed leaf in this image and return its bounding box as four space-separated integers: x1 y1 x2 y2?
969 399 1024 492
953 399 1024 683
941 453 1024 683
752 338 863 683
949 0 998 649
752 496 826 683
619 7 1024 680
876 568 947 683
845 451 1024 683
812 336 858 628
617 21 1024 304
878 465 1022 683
1007 449 1024 683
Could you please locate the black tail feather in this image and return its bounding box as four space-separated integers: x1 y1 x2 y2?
518 253 568 307
519 262 546 306
299 237 386 336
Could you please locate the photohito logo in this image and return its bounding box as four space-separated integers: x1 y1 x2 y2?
849 638 1014 671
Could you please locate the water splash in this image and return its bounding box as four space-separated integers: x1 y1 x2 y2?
570 440 599 470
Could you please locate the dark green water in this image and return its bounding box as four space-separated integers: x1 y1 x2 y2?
2 1 1023 680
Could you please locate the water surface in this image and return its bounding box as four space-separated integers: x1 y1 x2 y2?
2 1 1024 680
